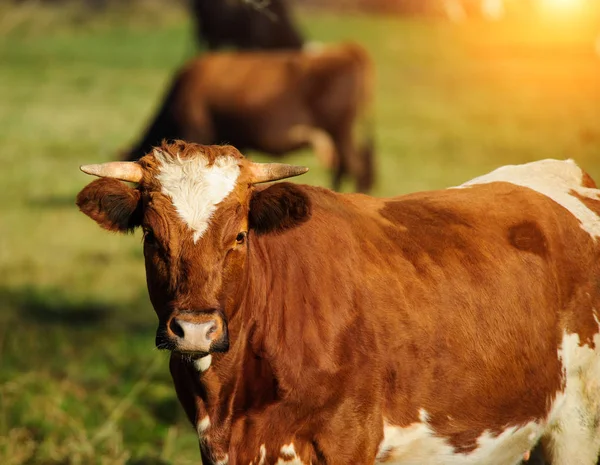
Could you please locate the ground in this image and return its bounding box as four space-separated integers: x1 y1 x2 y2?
0 3 599 464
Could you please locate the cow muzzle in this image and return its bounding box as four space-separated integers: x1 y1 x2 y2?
159 310 229 355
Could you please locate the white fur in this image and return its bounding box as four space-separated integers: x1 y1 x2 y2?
542 331 600 464
276 443 306 464
280 443 296 456
197 415 210 436
155 149 240 242
458 159 600 239
258 444 266 465
215 454 229 465
194 354 212 372
376 413 544 465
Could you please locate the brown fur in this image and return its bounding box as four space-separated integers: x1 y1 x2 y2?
122 43 376 192
77 143 600 464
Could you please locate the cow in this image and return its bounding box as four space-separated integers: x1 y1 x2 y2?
190 0 304 51
76 140 600 464
120 42 375 193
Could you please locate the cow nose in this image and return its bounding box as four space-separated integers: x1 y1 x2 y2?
168 318 185 338
168 317 220 354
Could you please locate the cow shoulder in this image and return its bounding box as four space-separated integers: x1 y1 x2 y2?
76 178 142 233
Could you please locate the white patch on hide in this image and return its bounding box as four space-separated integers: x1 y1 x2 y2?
276 442 306 464
215 454 229 465
457 158 600 239
257 444 266 465
376 411 544 465
376 327 600 464
197 415 210 436
194 354 212 372
155 149 240 242
542 331 600 464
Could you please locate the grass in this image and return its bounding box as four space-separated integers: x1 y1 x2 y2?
1 3 599 464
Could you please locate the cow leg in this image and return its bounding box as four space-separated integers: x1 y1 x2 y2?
522 443 548 465
541 414 600 465
179 102 215 146
121 75 189 161
540 340 600 465
288 125 337 169
332 129 365 193
329 121 374 193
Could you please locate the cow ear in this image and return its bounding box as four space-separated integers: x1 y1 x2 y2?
76 178 142 233
249 183 312 235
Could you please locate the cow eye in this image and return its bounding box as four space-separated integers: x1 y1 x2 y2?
143 228 155 243
236 231 247 244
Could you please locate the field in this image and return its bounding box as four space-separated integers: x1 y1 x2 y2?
1 3 599 464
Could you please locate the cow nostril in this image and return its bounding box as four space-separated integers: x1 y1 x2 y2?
205 322 217 339
169 318 185 338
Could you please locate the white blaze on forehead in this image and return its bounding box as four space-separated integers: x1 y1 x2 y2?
458 159 600 239
154 149 240 243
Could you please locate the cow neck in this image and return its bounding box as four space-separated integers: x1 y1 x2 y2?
240 222 361 409
196 224 333 440
192 194 392 460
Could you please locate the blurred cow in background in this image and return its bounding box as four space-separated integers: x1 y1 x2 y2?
190 0 304 50
121 42 376 192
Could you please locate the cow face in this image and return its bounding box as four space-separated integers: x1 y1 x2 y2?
76 141 308 357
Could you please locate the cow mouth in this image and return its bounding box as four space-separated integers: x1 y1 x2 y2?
155 332 214 356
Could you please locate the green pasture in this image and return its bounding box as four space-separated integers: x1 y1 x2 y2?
1 4 599 464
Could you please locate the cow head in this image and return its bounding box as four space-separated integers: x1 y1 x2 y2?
76 141 309 357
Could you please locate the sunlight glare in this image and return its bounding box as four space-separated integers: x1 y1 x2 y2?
541 0 586 13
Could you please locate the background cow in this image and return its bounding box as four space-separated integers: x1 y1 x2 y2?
77 141 600 464
190 0 304 50
121 42 375 192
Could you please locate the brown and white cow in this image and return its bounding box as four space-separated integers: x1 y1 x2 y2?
77 140 600 465
121 42 375 193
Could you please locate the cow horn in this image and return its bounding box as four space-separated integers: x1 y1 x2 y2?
79 162 143 183
248 162 309 184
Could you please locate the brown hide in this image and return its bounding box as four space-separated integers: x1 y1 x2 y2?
122 43 375 192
